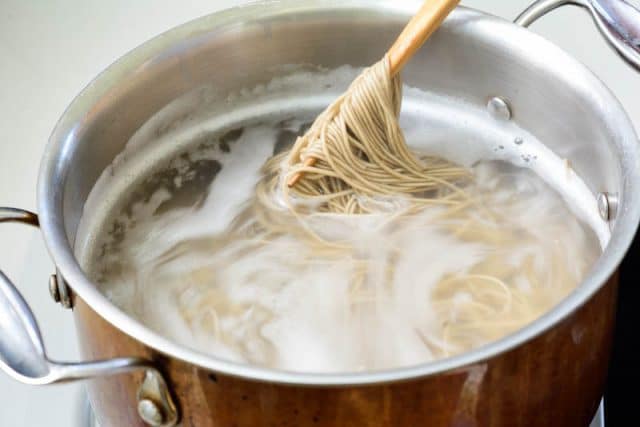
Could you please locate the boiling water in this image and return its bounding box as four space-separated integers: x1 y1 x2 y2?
79 66 606 373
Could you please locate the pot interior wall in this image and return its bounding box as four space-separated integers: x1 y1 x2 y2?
55 5 624 273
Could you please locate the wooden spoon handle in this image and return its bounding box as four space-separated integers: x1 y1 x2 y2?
388 0 460 76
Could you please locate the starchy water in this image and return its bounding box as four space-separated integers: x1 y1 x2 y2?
78 67 606 373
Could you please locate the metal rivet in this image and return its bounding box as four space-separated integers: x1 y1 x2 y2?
138 399 165 426
137 370 179 426
597 192 618 221
487 97 512 121
48 274 61 303
48 271 73 309
597 193 609 220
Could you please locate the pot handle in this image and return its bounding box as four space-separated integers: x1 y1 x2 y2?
515 0 640 70
0 207 178 427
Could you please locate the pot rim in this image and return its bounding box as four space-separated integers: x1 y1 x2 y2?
37 0 640 386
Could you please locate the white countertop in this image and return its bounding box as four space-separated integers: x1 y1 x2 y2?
0 0 637 425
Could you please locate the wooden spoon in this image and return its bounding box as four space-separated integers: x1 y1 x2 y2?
287 0 460 187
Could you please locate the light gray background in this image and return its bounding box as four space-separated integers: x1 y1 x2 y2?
0 0 637 425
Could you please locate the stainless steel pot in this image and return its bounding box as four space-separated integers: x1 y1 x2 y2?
2 1 640 426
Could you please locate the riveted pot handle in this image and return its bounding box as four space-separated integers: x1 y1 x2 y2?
0 207 179 427
516 0 640 71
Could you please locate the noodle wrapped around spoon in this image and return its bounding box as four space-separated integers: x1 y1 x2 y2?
285 0 461 189
278 56 470 214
